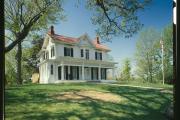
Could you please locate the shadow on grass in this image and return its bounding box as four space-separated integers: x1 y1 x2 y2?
5 84 172 120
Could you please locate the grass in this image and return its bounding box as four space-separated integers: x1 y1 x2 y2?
117 80 173 90
5 83 173 120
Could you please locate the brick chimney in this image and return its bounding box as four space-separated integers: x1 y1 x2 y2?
50 25 55 35
96 36 100 44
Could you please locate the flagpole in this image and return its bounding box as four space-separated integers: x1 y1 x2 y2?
160 33 165 85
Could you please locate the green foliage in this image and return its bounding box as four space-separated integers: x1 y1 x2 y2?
5 0 66 52
5 0 65 84
22 35 44 82
119 58 131 81
5 50 17 86
135 25 173 84
162 24 173 83
86 0 152 41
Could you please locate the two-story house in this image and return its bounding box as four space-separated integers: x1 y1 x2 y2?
38 26 117 83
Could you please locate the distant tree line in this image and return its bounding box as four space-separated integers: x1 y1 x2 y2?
117 24 173 84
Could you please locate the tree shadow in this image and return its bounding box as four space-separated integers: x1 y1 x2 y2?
5 84 172 120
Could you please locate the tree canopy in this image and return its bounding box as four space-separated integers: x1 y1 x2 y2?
86 0 151 41
5 0 65 53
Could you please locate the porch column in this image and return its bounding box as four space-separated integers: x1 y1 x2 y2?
61 65 64 80
82 65 84 80
98 67 101 80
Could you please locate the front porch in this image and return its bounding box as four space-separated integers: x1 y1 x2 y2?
57 65 110 81
39 56 117 83
54 57 116 81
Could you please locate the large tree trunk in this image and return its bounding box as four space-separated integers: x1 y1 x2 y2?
15 42 22 85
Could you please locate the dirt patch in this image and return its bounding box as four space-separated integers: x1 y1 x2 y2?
53 91 123 103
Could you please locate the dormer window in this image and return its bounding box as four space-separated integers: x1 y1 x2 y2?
51 46 55 57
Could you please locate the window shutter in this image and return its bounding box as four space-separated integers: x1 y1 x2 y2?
91 68 93 80
77 67 79 80
53 46 55 56
71 48 73 57
50 49 52 57
64 47 66 56
51 46 55 57
51 65 53 74
105 68 107 80
43 52 45 60
100 53 102 60
95 52 97 60
96 68 98 80
81 49 83 57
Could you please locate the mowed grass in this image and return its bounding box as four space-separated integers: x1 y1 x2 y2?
5 83 173 120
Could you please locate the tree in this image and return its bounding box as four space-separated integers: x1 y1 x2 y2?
22 35 44 81
135 28 161 83
161 24 173 83
5 50 17 86
5 0 65 84
120 58 131 81
86 0 151 41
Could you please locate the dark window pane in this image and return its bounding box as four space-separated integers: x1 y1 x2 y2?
51 65 53 74
81 49 84 57
71 48 73 57
86 49 89 60
100 53 102 60
95 52 97 60
64 47 67 56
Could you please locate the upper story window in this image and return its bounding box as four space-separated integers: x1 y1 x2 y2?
64 47 73 57
51 64 53 75
81 49 84 57
85 49 89 60
43 51 46 60
46 52 49 59
95 51 102 60
51 46 55 57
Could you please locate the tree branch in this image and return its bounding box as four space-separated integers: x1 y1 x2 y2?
96 0 127 33
5 1 55 53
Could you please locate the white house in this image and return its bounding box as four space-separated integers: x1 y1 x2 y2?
38 26 117 84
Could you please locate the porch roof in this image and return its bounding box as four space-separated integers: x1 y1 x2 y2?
39 56 117 68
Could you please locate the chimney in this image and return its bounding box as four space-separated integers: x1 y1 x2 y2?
50 25 55 35
96 36 100 44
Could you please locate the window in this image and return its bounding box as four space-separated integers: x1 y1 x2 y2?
51 65 53 75
95 52 97 60
64 47 73 57
51 46 55 57
81 49 84 57
43 51 45 60
95 51 102 60
100 53 102 60
46 52 49 59
85 49 89 60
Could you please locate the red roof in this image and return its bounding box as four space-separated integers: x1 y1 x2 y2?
92 39 110 51
48 32 110 51
48 32 79 43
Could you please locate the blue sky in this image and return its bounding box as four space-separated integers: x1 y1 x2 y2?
52 0 172 69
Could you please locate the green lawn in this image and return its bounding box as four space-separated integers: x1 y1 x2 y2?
5 83 173 120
